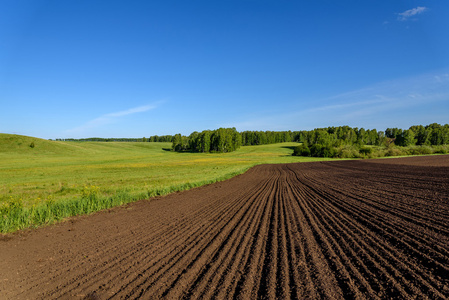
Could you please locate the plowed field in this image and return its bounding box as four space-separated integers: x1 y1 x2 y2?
1 155 449 299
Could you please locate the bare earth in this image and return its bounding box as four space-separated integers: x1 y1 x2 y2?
1 155 449 299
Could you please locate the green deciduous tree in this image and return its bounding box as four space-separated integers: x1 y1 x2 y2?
172 134 183 151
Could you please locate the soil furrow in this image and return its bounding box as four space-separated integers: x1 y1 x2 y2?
1 155 448 299
297 175 448 297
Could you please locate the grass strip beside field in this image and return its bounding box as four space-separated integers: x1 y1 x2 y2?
1 134 330 233
1 168 252 233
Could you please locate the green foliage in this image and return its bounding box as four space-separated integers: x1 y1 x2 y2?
410 125 431 145
387 123 449 146
434 146 448 154
293 140 449 159
57 135 174 142
406 145 433 155
294 143 339 158
293 144 311 156
392 129 416 146
310 144 337 158
359 146 373 156
293 123 448 158
241 130 299 145
336 145 363 159
172 133 187 152
198 130 212 152
172 128 242 153
384 147 404 157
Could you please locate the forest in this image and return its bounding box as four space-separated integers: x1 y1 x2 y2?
56 123 449 156
172 123 449 155
172 128 242 153
54 135 174 143
294 123 449 158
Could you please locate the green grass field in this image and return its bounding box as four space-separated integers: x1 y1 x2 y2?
1 133 331 233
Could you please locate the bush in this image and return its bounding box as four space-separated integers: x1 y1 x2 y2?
385 147 405 157
359 146 373 156
434 145 449 154
293 144 311 156
334 145 362 158
310 144 337 158
338 149 360 158
294 142 448 159
407 145 433 155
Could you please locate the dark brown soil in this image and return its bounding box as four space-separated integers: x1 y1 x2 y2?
1 155 449 299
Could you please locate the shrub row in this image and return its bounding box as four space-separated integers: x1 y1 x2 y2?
293 144 449 159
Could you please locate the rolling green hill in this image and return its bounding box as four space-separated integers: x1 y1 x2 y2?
0 133 70 154
0 134 331 233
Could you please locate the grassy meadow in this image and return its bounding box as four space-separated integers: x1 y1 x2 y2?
1 133 331 233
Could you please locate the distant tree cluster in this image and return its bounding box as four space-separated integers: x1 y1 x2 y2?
148 135 174 142
172 128 242 153
293 123 449 158
241 131 300 145
300 126 386 147
54 123 449 158
57 131 302 146
55 135 174 143
386 123 449 146
56 137 146 142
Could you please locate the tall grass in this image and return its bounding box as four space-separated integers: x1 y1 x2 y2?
0 168 250 232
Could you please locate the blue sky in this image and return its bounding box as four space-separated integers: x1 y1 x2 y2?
1 1 448 139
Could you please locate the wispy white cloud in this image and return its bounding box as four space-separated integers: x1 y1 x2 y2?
66 103 160 135
434 73 449 83
226 70 449 131
305 97 388 113
104 105 156 118
397 7 428 21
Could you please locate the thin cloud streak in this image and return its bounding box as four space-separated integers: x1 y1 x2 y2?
227 70 449 131
66 103 160 136
105 105 156 118
397 7 428 21
305 98 389 113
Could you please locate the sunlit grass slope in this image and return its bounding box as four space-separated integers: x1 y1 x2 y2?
1 133 330 232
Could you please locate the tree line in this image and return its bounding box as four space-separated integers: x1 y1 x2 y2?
241 131 299 145
386 123 449 146
55 123 449 156
54 135 174 143
293 123 449 158
172 128 242 153
172 129 309 153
